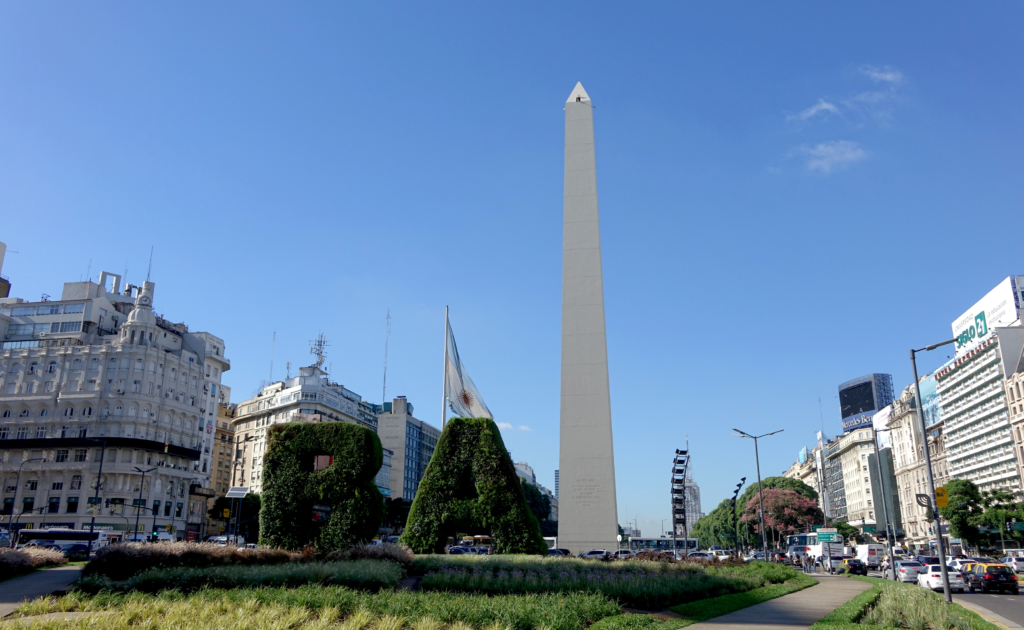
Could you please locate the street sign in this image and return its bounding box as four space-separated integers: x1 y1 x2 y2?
1012 523 1024 532
226 486 249 499
916 494 931 508
817 528 838 542
935 486 949 508
223 509 230 518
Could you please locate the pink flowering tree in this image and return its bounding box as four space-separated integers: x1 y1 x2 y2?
741 488 824 544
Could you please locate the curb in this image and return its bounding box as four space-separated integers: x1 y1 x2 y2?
954 599 1023 630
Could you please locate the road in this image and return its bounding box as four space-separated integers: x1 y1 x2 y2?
867 569 1024 628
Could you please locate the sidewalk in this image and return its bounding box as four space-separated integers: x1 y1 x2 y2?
684 575 872 630
0 566 82 618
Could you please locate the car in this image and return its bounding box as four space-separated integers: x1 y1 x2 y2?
838 558 867 576
548 548 571 557
948 558 980 572
1001 557 1024 572
915 556 940 566
447 547 469 555
917 565 966 593
474 547 492 555
686 552 715 561
612 550 635 560
580 549 610 560
712 550 731 561
966 563 1019 594
59 544 90 561
743 552 766 562
890 560 926 583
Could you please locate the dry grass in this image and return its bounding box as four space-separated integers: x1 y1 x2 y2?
83 542 412 581
0 547 67 578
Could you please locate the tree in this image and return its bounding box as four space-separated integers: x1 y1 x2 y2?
740 489 822 545
834 522 864 545
400 417 547 555
690 498 742 549
520 479 557 539
939 478 984 552
735 477 819 541
383 498 412 533
260 421 385 552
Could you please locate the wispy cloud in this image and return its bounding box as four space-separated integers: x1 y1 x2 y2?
797 141 866 174
860 65 903 84
789 99 839 122
518 425 533 432
497 422 513 430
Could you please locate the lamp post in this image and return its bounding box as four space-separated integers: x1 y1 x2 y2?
911 338 957 604
132 467 157 541
83 438 107 558
870 427 896 574
6 457 45 547
733 429 783 559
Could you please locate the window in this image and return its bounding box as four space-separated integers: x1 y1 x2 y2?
132 381 141 393
28 362 38 374
19 409 29 418
73 449 87 462
11 306 35 316
78 427 87 438
16 427 28 439
82 406 92 417
105 380 113 392
47 497 60 513
4 384 13 395
55 449 69 462
35 427 45 438
23 383 34 394
26 479 38 491
147 382 154 395
63 303 84 314
8 324 33 335
0 427 7 439
72 358 82 370
51 481 63 490
59 321 82 333
66 497 79 513
70 475 82 490
135 359 143 371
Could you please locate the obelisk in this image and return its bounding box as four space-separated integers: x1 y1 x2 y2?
559 82 618 554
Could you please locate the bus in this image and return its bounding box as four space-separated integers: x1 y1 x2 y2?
786 532 844 564
628 537 699 554
16 528 109 549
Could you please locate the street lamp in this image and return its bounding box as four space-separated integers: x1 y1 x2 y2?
733 429 783 560
6 457 45 547
911 338 957 604
83 438 107 558
132 467 157 541
869 427 896 574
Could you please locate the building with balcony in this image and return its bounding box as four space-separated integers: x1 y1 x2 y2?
230 365 380 493
1007 367 1024 483
0 272 227 541
377 396 440 502
888 383 950 552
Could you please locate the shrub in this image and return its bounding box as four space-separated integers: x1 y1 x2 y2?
326 543 414 568
0 547 67 578
77 560 402 593
82 542 310 580
15 586 620 630
401 417 547 555
260 421 385 552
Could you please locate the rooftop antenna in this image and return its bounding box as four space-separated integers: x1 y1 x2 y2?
382 310 391 405
269 331 276 383
309 333 329 369
146 247 154 282
86 259 92 283
818 397 824 434
286 362 292 379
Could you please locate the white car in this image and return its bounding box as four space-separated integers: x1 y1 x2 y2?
612 549 635 560
1001 557 1024 573
891 560 926 583
580 549 610 560
917 565 966 593
686 552 715 561
712 550 731 561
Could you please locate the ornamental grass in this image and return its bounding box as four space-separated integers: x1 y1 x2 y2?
0 546 67 578
11 586 619 630
414 557 798 609
860 580 992 630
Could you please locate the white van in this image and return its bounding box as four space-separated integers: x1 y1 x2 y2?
856 544 885 568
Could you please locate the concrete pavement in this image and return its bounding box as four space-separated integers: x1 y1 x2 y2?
0 566 82 618
684 575 872 630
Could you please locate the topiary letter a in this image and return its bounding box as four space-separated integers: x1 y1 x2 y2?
400 417 547 554
260 421 384 552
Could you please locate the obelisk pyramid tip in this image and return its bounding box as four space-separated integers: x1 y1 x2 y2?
566 82 591 104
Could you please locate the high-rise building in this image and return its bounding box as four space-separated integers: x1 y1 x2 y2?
838 374 895 433
377 396 440 502
936 276 1024 497
558 81 618 554
554 469 559 499
1007 369 1024 484
0 273 226 541
231 365 379 493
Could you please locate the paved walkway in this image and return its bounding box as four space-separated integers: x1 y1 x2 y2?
0 566 82 618
685 575 872 630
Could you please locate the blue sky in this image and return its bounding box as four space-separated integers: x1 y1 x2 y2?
3 3 1023 534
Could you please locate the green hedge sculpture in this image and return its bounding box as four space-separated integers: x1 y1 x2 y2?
400 417 548 554
260 421 385 552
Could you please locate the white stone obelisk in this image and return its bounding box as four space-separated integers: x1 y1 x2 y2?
559 82 618 554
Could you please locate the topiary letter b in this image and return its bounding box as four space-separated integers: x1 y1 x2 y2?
260 421 384 552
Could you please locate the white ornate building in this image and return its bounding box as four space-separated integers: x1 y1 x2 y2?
0 273 228 541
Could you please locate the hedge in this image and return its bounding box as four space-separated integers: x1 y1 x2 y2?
400 417 548 554
259 421 384 552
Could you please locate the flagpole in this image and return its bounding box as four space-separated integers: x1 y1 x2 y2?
442 306 449 429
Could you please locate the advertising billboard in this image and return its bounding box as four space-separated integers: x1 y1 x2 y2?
919 371 943 428
952 276 1023 357
798 446 808 465
872 405 892 448
840 381 876 419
